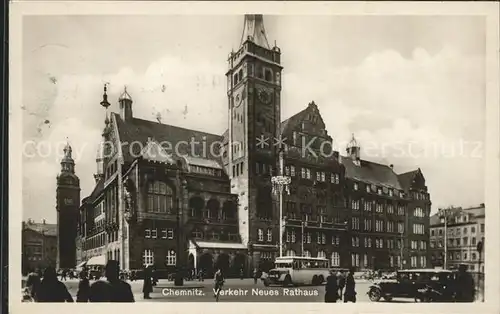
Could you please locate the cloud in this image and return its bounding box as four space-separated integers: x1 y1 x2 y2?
22 43 484 222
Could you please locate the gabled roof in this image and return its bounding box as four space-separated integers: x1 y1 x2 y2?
280 107 309 134
82 178 104 205
341 157 402 189
23 222 57 237
397 169 420 190
140 138 176 165
114 113 223 164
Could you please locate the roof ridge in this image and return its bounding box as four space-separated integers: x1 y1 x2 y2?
129 117 223 138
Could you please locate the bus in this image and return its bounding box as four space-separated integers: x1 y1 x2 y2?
263 256 331 287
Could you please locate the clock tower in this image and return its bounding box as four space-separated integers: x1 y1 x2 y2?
225 15 283 270
56 141 80 269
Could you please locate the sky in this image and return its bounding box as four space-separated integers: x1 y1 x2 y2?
22 15 486 223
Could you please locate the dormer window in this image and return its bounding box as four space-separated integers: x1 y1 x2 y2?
377 188 382 195
353 183 359 191
389 189 393 197
366 185 370 193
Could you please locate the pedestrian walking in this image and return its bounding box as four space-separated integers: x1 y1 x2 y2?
37 267 74 302
253 268 258 284
25 272 41 302
454 264 475 302
343 267 357 303
240 268 244 280
324 271 339 303
142 265 153 299
213 268 225 302
60 269 67 281
88 260 135 302
337 271 345 300
76 269 90 302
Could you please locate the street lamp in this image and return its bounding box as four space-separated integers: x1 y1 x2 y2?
438 207 453 270
477 239 484 302
271 149 291 258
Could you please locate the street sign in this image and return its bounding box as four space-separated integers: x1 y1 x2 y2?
476 240 483 253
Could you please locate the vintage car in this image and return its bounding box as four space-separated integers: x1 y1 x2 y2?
367 269 456 302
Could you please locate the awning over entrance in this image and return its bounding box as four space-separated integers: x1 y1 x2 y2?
189 240 247 250
86 255 106 266
76 261 87 268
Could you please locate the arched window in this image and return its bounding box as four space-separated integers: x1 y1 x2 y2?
303 250 312 257
166 250 176 266
207 198 220 219
317 250 326 259
147 181 173 213
331 252 340 267
286 249 296 257
189 196 204 218
222 200 236 220
142 249 154 266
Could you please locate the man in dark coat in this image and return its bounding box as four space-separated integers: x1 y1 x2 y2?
37 267 74 302
142 265 153 299
76 269 90 302
454 264 475 302
88 260 135 302
343 267 357 303
324 271 339 303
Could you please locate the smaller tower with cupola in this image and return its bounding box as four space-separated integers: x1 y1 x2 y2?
56 141 81 269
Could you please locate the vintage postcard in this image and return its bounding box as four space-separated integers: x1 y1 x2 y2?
9 1 500 314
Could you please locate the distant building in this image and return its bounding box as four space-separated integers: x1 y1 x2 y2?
429 204 485 272
22 219 57 274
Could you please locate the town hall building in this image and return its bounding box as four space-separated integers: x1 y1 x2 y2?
73 15 431 277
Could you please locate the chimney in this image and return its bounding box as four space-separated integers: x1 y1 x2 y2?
42 219 46 225
480 203 485 208
390 164 394 170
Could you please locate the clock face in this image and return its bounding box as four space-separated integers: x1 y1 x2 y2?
257 88 272 105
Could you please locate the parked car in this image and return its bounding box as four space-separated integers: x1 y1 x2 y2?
367 269 457 302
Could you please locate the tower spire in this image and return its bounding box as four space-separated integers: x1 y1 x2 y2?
240 14 270 49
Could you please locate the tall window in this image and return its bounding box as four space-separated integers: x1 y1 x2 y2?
303 250 312 257
317 251 326 259
267 229 272 242
147 181 173 213
143 249 154 266
331 252 340 267
286 249 296 257
420 256 426 268
351 253 360 267
258 229 264 241
166 250 176 266
352 217 360 230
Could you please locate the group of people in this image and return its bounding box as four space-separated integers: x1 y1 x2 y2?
324 268 357 303
23 260 135 302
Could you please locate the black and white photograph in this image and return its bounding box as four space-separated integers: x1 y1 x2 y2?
9 0 500 311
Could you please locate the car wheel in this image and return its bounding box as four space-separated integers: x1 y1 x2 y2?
383 296 393 302
283 275 292 287
369 288 382 302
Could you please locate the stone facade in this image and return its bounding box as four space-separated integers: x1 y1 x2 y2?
76 15 432 277
22 220 57 274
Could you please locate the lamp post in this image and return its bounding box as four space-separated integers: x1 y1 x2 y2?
271 150 291 258
174 197 184 286
438 208 453 269
477 240 484 302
